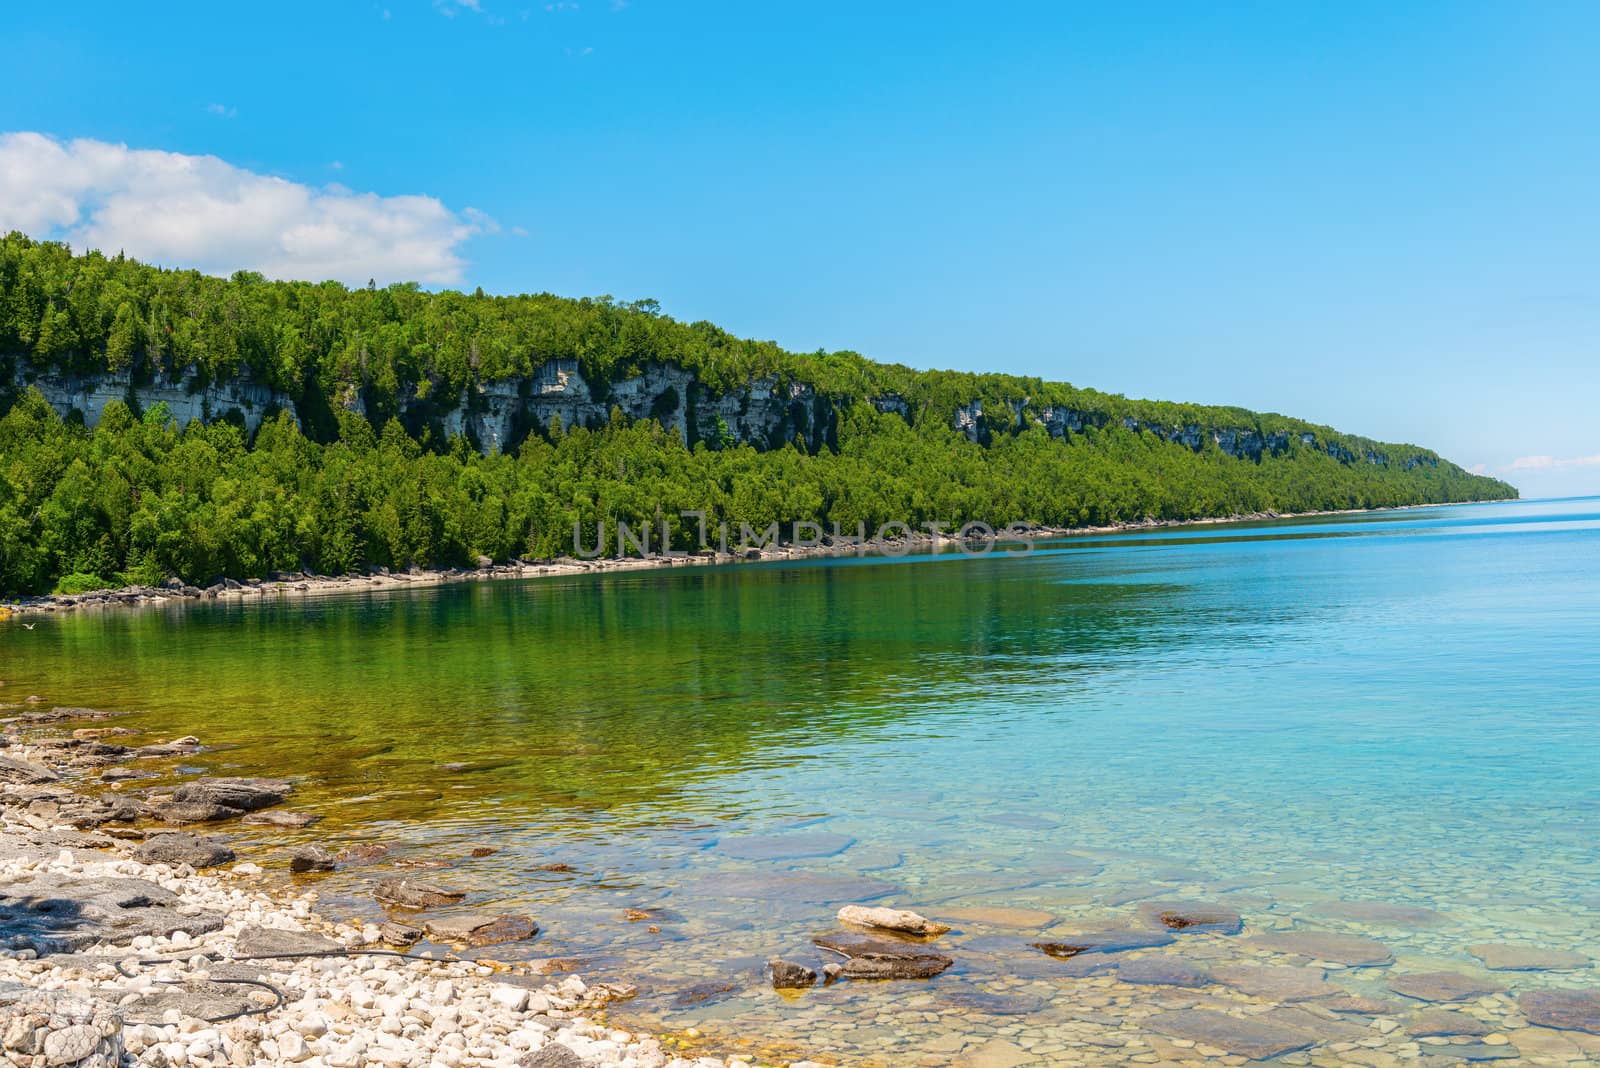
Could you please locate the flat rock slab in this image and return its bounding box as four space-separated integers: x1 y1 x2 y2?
1427 1041 1521 1061
152 800 243 824
715 832 854 860
1260 1006 1371 1043
0 755 60 784
1517 988 1600 1034
940 906 1057 929
373 878 466 908
1407 1009 1494 1036
0 873 225 953
1468 943 1590 971
240 810 320 829
813 932 954 979
423 914 539 946
234 925 342 957
941 986 1049 1015
1313 900 1445 926
1031 926 1176 959
696 872 896 903
1245 930 1393 966
1322 996 1408 1015
1390 971 1505 1002
121 983 268 1026
1114 955 1212 987
1212 964 1339 1001
1145 1009 1317 1060
1138 901 1244 934
952 1037 1037 1067
133 832 236 869
172 777 292 812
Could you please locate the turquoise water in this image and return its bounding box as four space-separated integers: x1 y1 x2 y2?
5 497 1599 1064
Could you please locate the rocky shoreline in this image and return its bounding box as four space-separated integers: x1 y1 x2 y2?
0 708 812 1068
0 502 1504 617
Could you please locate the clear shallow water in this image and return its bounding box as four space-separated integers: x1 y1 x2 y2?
5 498 1600 1065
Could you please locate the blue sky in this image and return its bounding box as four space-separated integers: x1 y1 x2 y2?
2 1 1596 495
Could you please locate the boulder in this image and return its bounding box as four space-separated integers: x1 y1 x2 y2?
518 1044 585 1068
234 925 342 957
769 958 818 989
813 933 953 979
837 904 951 936
373 878 466 908
422 914 538 947
171 777 292 812
289 846 336 873
152 800 244 824
133 832 236 869
379 920 423 946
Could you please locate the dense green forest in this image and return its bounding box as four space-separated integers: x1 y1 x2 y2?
0 234 1514 596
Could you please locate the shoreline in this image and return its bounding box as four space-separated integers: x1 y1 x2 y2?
0 724 794 1068
1 499 1511 618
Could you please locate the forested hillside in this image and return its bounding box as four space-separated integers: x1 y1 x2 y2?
0 234 1515 596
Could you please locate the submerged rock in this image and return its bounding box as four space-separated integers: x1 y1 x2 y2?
1468 942 1590 971
240 810 320 829
1211 963 1339 1001
939 906 1056 929
1114 955 1212 987
1313 900 1445 926
1030 926 1176 959
837 904 951 936
1517 988 1600 1033
716 831 855 860
1138 901 1243 934
671 979 740 1007
1145 1008 1317 1060
1390 971 1505 1002
768 957 818 989
1245 930 1394 965
373 878 466 908
1406 1009 1494 1037
132 832 236 869
152 800 243 824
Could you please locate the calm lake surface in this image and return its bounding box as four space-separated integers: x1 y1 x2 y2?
6 497 1599 1065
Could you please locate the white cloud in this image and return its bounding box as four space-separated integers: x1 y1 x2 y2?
1507 453 1600 471
0 132 489 286
205 103 237 119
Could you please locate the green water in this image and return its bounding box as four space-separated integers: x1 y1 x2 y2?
5 498 1599 1064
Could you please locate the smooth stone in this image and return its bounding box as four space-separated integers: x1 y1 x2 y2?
288 846 336 873
518 1044 584 1068
1390 971 1505 1002
942 985 1049 1015
1031 926 1176 958
715 831 855 860
372 878 466 908
670 979 740 1007
1468 942 1590 971
1407 1009 1494 1037
152 800 244 824
1138 901 1243 934
1428 1042 1521 1061
1313 900 1445 926
1517 988 1600 1033
940 906 1057 929
837 904 950 936
1245 930 1394 965
1322 995 1408 1015
1259 1006 1371 1043
132 832 236 869
1145 1008 1317 1060
1115 955 1212 987
1211 963 1339 1000
768 957 817 989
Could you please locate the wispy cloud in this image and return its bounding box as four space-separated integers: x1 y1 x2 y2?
1507 454 1600 472
433 0 482 16
0 131 492 286
205 103 237 119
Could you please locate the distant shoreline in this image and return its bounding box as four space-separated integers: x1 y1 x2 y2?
2 498 1513 618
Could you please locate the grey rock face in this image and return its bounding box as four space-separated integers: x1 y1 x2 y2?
0 873 225 953
171 777 292 812
234 925 341 957
768 958 818 989
813 933 954 979
518 1043 587 1068
133 832 236 869
288 846 337 873
373 878 466 908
